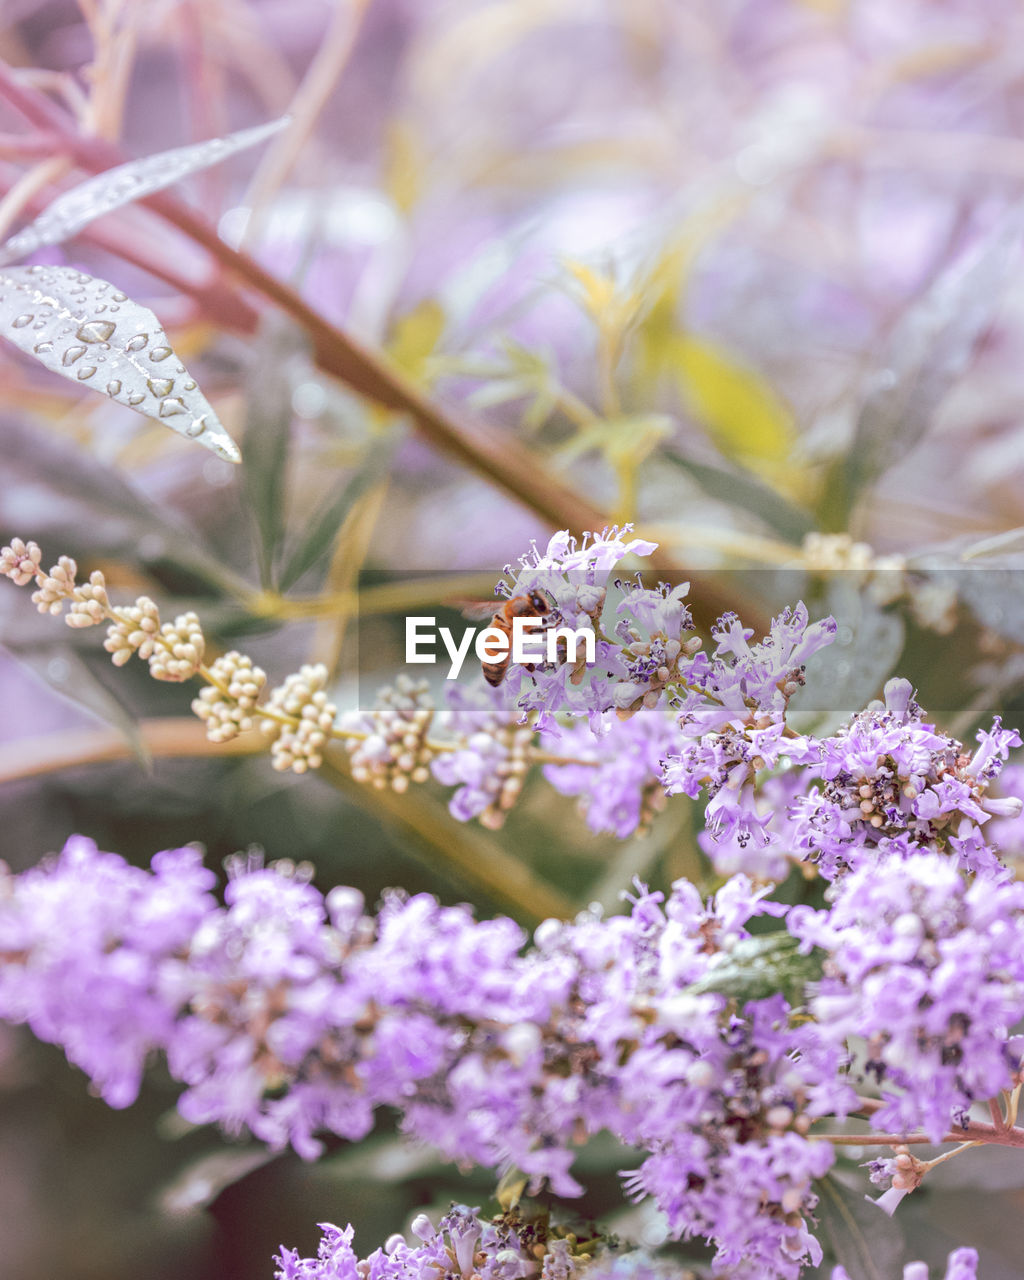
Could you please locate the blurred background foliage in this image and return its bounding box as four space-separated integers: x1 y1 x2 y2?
4 0 1024 1277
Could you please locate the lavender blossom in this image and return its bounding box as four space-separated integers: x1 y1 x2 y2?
789 679 1022 880
0 838 847 1277
540 710 678 838
789 853 1024 1142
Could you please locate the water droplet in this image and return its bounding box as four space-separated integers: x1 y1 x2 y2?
186 415 207 438
127 392 145 405
77 319 116 344
149 346 172 362
183 380 197 391
11 313 33 328
106 380 122 396
75 365 98 380
111 293 127 303
126 334 148 352
109 305 120 313
175 365 185 374
33 341 53 354
61 345 86 366
147 377 174 397
159 397 187 418
32 321 45 330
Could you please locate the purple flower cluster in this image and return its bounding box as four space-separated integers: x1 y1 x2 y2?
275 1202 594 1280
0 837 849 1277
540 711 676 839
430 683 534 827
788 679 1022 881
275 1208 980 1280
832 1252 978 1280
658 603 837 877
493 527 660 731
789 853 1024 1142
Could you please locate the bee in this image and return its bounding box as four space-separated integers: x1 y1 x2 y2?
452 589 553 686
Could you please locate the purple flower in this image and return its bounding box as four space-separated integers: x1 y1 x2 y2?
790 852 1024 1141
540 709 678 838
789 679 1021 880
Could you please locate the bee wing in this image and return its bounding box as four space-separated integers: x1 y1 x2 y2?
446 599 500 623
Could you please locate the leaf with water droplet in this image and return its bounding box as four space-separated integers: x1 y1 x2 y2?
0 264 241 462
77 319 116 344
0 116 288 266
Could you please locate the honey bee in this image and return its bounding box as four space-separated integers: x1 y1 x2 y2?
453 589 553 686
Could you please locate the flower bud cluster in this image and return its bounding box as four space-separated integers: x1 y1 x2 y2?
103 596 162 665
0 537 42 585
339 675 437 792
260 663 337 773
192 651 268 742
0 538 113 627
148 611 205 681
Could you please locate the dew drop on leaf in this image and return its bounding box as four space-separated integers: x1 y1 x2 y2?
11 313 33 328
147 377 174 397
106 380 122 396
148 346 172 362
126 334 148 352
77 320 116 344
76 365 98 380
158 397 187 417
61 344 86 366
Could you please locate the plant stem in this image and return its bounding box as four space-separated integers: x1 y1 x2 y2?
318 756 576 923
0 61 769 634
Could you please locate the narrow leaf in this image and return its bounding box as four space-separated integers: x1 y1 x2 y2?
3 642 149 767
0 117 287 266
0 263 241 462
791 580 904 731
812 1172 905 1280
241 325 305 587
674 333 795 463
662 446 815 543
688 932 823 1008
278 437 394 591
839 211 1024 517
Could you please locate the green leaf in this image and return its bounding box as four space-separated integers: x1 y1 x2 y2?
812 1172 905 1280
834 210 1024 524
0 264 241 462
0 418 246 595
3 642 149 767
0 117 287 266
241 324 305 588
791 580 905 731
662 446 815 543
278 436 395 591
688 932 823 1008
673 333 796 463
